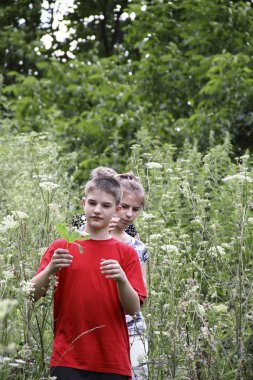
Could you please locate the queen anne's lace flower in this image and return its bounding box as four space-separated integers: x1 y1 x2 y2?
142 212 155 220
0 215 18 231
146 162 163 169
39 182 59 191
161 244 179 253
222 173 253 183
11 211 29 219
20 281 35 296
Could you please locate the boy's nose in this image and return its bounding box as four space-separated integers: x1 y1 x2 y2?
94 204 101 214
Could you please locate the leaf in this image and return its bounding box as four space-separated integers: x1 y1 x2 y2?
55 223 70 241
68 230 84 243
55 223 90 254
68 231 90 243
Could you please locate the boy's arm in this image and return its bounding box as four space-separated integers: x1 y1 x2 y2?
31 248 72 302
100 259 140 316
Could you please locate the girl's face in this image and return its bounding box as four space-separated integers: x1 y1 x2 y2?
116 191 143 229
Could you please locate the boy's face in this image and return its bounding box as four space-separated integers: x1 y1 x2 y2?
83 189 121 231
116 191 142 229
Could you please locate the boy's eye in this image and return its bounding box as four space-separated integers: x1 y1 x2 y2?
88 201 96 205
133 208 140 212
121 204 128 209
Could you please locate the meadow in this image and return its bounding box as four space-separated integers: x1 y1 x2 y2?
0 130 253 379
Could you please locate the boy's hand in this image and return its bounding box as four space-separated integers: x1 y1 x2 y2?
100 259 126 284
108 217 120 234
50 249 73 273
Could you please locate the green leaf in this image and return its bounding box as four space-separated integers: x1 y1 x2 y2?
55 223 90 253
55 223 70 241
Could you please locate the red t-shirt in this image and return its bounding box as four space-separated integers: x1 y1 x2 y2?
36 237 147 378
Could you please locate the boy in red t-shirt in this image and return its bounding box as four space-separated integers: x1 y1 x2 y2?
31 176 147 380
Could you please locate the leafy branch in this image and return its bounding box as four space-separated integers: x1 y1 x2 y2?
55 223 90 253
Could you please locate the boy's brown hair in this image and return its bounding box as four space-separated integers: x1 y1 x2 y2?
90 166 117 179
84 176 122 205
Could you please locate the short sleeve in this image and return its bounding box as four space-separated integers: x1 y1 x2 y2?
122 246 147 303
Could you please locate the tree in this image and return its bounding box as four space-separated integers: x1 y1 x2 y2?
0 0 43 79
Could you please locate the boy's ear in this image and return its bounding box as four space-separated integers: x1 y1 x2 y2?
81 197 86 207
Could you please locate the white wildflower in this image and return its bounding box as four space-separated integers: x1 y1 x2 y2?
221 243 231 250
222 173 253 183
146 162 163 169
32 174 55 181
2 270 15 280
48 203 61 219
161 244 179 253
11 211 29 219
48 203 61 211
39 182 59 191
208 246 225 257
190 217 202 226
247 217 253 225
212 304 228 313
130 144 141 150
14 359 26 364
211 291 217 299
0 215 18 231
142 212 155 220
0 356 12 364
196 303 205 318
149 234 162 240
20 280 35 296
201 325 209 338
9 363 20 367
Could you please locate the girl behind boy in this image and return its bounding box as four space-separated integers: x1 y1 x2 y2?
109 173 149 380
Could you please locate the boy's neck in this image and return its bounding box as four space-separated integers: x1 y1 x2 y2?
84 225 111 240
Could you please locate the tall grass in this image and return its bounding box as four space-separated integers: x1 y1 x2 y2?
0 130 253 379
131 129 253 379
0 132 77 379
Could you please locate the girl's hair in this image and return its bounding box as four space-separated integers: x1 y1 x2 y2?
116 172 145 208
84 176 122 205
90 166 117 179
88 167 145 207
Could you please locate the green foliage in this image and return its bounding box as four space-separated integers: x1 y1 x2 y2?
124 0 253 151
1 130 253 379
0 132 78 378
129 129 253 379
0 0 43 78
1 0 253 177
55 223 90 253
2 57 142 182
60 0 131 58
